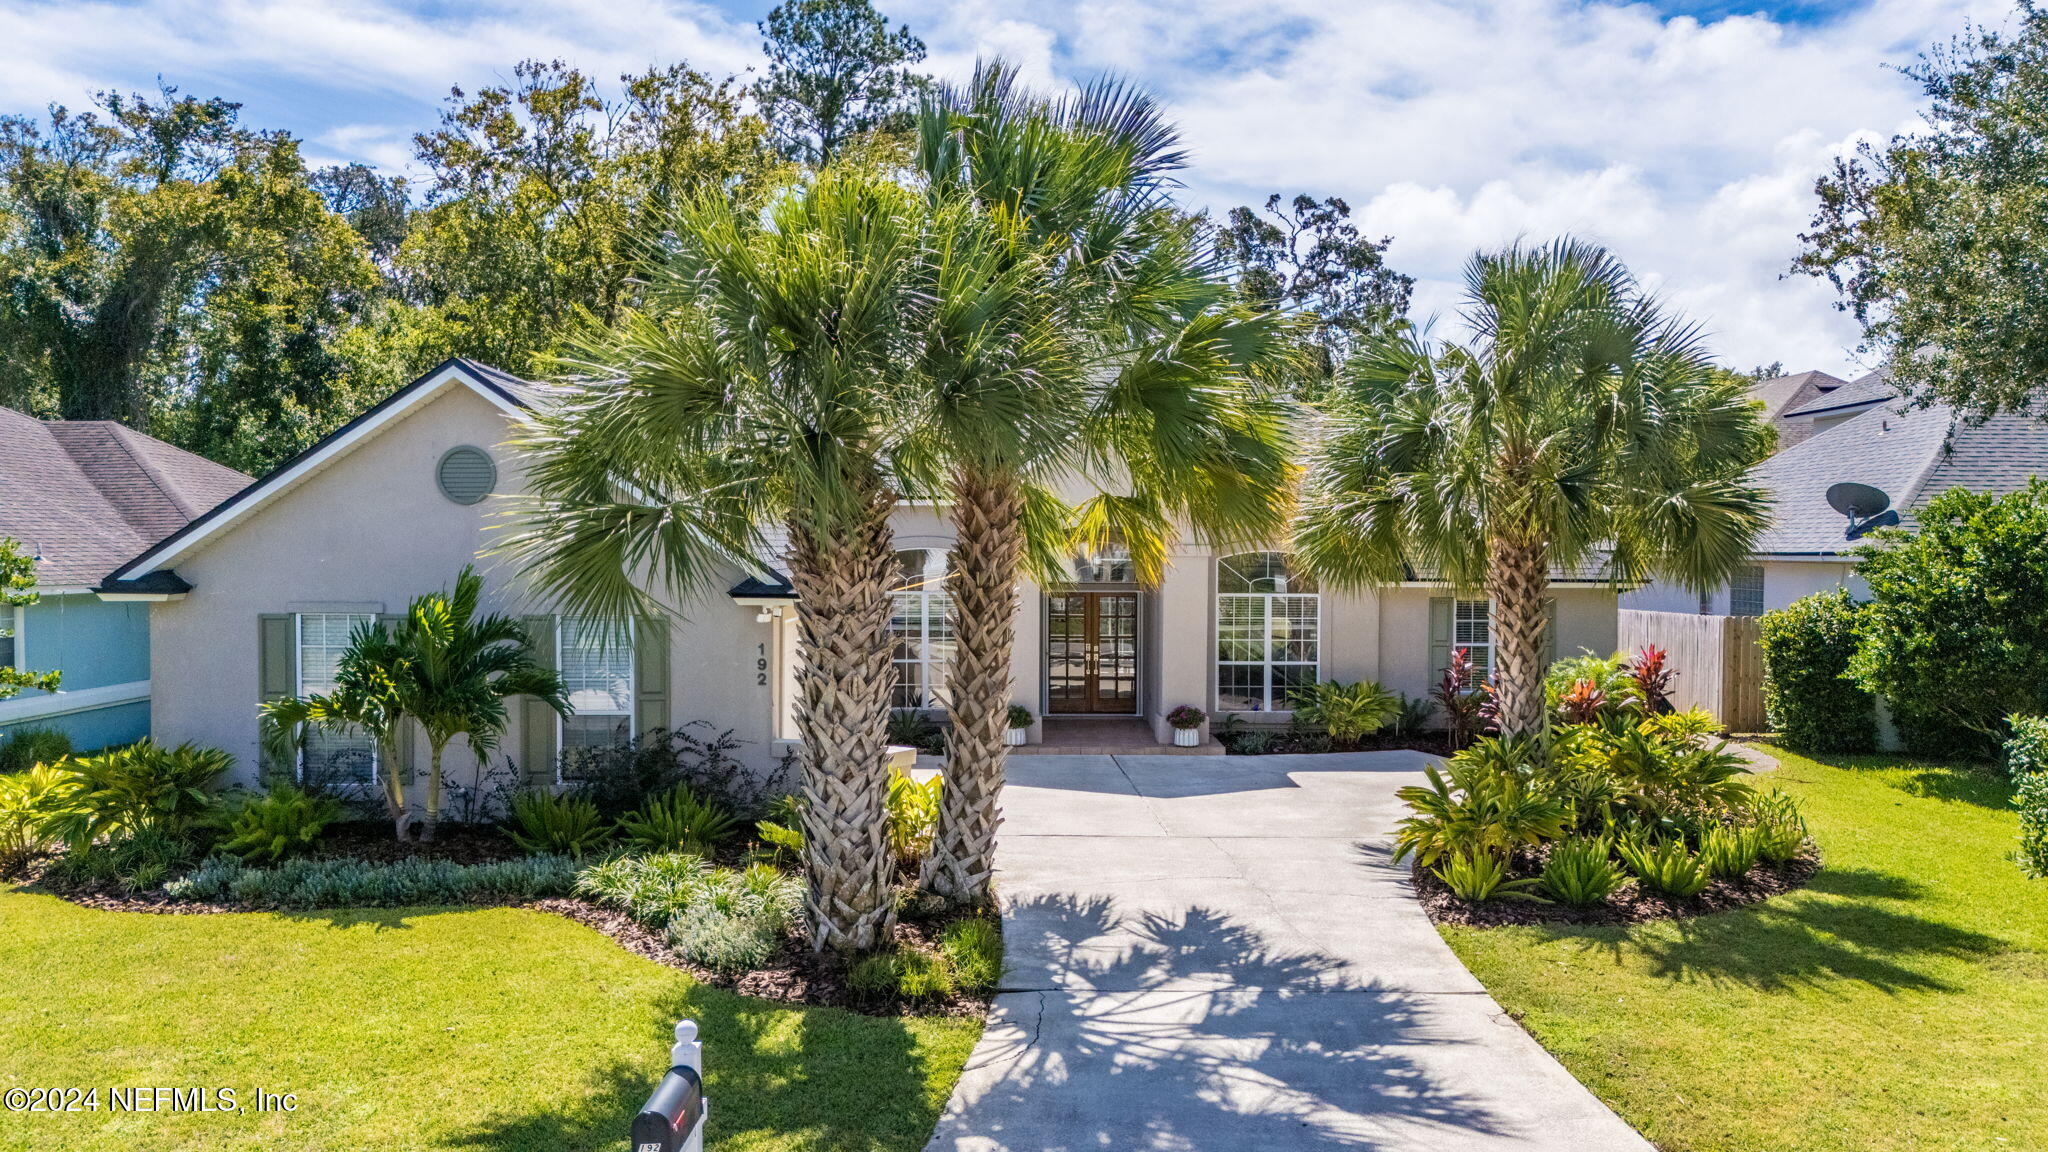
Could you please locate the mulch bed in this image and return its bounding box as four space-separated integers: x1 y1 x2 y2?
15 852 988 1018
1417 843 1823 929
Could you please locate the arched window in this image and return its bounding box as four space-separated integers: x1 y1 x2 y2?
1216 552 1320 711
890 549 952 709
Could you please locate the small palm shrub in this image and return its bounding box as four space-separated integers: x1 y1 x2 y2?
886 771 942 864
940 918 1005 993
0 726 72 774
218 785 343 863
0 764 63 871
618 784 739 854
37 741 233 848
1393 740 1569 867
1433 851 1549 903
1697 824 1765 879
1540 838 1626 905
165 854 578 907
504 790 609 857
1746 792 1809 865
1618 837 1712 898
1288 680 1399 746
850 948 956 1004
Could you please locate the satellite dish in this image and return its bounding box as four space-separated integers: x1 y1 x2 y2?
1826 482 1891 520
1827 482 1899 540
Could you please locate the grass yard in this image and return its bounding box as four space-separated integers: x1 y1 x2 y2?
1442 745 2048 1151
0 889 979 1152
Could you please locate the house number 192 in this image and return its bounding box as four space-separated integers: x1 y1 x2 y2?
757 643 768 687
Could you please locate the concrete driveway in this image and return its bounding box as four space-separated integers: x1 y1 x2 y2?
924 751 1654 1152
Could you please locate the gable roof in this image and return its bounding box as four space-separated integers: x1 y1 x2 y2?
1782 369 1895 418
1749 370 1847 450
0 407 250 588
103 359 542 591
1754 400 2048 555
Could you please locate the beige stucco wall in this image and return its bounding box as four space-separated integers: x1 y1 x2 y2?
150 380 787 790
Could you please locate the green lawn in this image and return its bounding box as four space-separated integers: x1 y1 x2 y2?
0 889 979 1152
1441 746 2048 1151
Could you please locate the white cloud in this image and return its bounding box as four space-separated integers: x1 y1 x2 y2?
0 0 2022 369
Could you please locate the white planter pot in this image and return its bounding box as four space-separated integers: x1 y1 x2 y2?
1172 727 1201 747
1004 727 1030 747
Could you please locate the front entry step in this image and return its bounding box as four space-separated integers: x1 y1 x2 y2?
1034 717 1224 756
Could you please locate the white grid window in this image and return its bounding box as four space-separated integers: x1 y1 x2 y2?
298 613 378 785
1216 552 1321 711
558 616 634 764
1454 600 1493 686
1729 566 1766 617
891 550 953 709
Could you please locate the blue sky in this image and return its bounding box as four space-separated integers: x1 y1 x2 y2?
0 0 2020 370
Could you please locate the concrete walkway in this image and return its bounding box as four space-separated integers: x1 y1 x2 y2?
925 752 1653 1152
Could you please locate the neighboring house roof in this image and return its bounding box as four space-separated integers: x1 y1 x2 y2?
1753 399 2048 555
1749 370 1847 449
1782 369 1895 418
0 406 250 588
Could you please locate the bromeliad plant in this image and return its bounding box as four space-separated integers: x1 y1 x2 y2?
1392 737 1570 868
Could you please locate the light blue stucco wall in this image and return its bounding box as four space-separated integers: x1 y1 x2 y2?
0 592 152 750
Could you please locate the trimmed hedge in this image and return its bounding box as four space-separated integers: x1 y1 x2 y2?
1760 589 1876 753
2008 716 2048 878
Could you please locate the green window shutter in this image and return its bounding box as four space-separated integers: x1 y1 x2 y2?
258 614 296 785
378 614 416 786
520 615 559 785
1428 596 1452 679
634 615 670 739
1541 598 1559 668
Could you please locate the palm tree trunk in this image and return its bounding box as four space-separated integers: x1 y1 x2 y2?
787 485 900 954
380 733 409 842
922 471 1024 906
422 741 446 843
1488 538 1551 739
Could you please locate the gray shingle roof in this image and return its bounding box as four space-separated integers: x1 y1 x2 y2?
1782 369 1895 418
0 407 251 587
1749 370 1847 449
1753 400 2048 554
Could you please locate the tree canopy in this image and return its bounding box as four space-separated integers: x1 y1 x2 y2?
753 0 928 165
1797 3 2048 416
1215 193 1411 385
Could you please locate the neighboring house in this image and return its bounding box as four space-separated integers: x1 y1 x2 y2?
102 359 1629 787
1629 390 2048 616
1749 369 1848 450
0 406 250 749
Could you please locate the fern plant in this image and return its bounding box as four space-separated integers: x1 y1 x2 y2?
218 784 343 863
1618 836 1712 898
504 790 610 857
1540 837 1626 905
618 784 739 854
1433 851 1549 903
1287 680 1400 746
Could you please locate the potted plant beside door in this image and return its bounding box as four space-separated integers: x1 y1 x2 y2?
1167 705 1206 747
1005 705 1033 747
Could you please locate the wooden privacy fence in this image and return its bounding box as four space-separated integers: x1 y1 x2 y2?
1616 609 1767 733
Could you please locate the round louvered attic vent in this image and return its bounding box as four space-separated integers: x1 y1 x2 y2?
436 446 497 505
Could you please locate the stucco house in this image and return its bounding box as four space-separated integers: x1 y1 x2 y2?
1628 380 2048 617
97 360 1626 791
0 405 250 748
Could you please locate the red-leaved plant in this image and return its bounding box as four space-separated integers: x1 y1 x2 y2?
1558 678 1608 725
1431 648 1486 751
1627 645 1676 714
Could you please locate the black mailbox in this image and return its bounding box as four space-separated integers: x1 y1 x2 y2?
630 1065 704 1152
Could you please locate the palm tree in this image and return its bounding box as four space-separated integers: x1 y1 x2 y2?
264 567 568 842
1295 238 1772 738
262 624 415 841
501 170 931 953
904 63 1299 904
